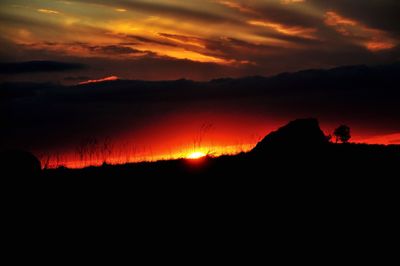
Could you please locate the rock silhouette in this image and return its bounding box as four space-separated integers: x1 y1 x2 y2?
252 118 328 153
0 150 41 177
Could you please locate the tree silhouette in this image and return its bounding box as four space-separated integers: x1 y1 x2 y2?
334 125 351 143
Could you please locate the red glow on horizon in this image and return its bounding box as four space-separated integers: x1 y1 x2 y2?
33 111 400 170
357 133 400 145
79 76 119 85
38 143 255 169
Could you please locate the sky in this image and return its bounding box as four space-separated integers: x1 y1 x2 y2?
1 0 399 81
1 0 399 168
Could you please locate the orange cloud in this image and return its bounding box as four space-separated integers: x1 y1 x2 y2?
324 11 357 27
365 41 396 52
217 0 258 14
248 20 317 39
79 76 119 85
144 46 232 64
37 8 60 14
363 27 397 52
281 0 305 4
324 11 396 52
159 33 206 48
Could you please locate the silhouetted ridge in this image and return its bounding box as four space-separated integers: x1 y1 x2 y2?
0 61 84 74
252 118 328 153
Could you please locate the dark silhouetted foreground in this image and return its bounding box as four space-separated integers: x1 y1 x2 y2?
0 150 41 177
4 119 398 242
39 118 398 179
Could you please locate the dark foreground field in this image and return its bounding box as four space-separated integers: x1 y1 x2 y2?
2 119 398 244
3 119 399 180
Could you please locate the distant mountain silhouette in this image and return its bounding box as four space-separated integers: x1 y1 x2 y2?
0 61 84 74
252 118 328 153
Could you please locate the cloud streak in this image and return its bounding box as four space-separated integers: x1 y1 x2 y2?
79 75 119 84
248 20 317 39
37 8 60 15
324 11 397 52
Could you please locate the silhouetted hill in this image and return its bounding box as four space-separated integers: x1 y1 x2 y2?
0 61 84 74
2 61 400 100
252 118 328 153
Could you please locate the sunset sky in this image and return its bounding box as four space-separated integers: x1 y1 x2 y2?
1 1 399 168
1 0 399 81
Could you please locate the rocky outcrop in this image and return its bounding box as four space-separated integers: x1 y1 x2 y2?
252 118 328 154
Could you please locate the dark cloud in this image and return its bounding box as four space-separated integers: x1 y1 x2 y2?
256 4 321 28
124 34 178 47
0 61 85 74
87 45 143 55
0 12 50 29
64 76 91 81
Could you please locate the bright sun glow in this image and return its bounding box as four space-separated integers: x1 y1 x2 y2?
187 151 206 159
